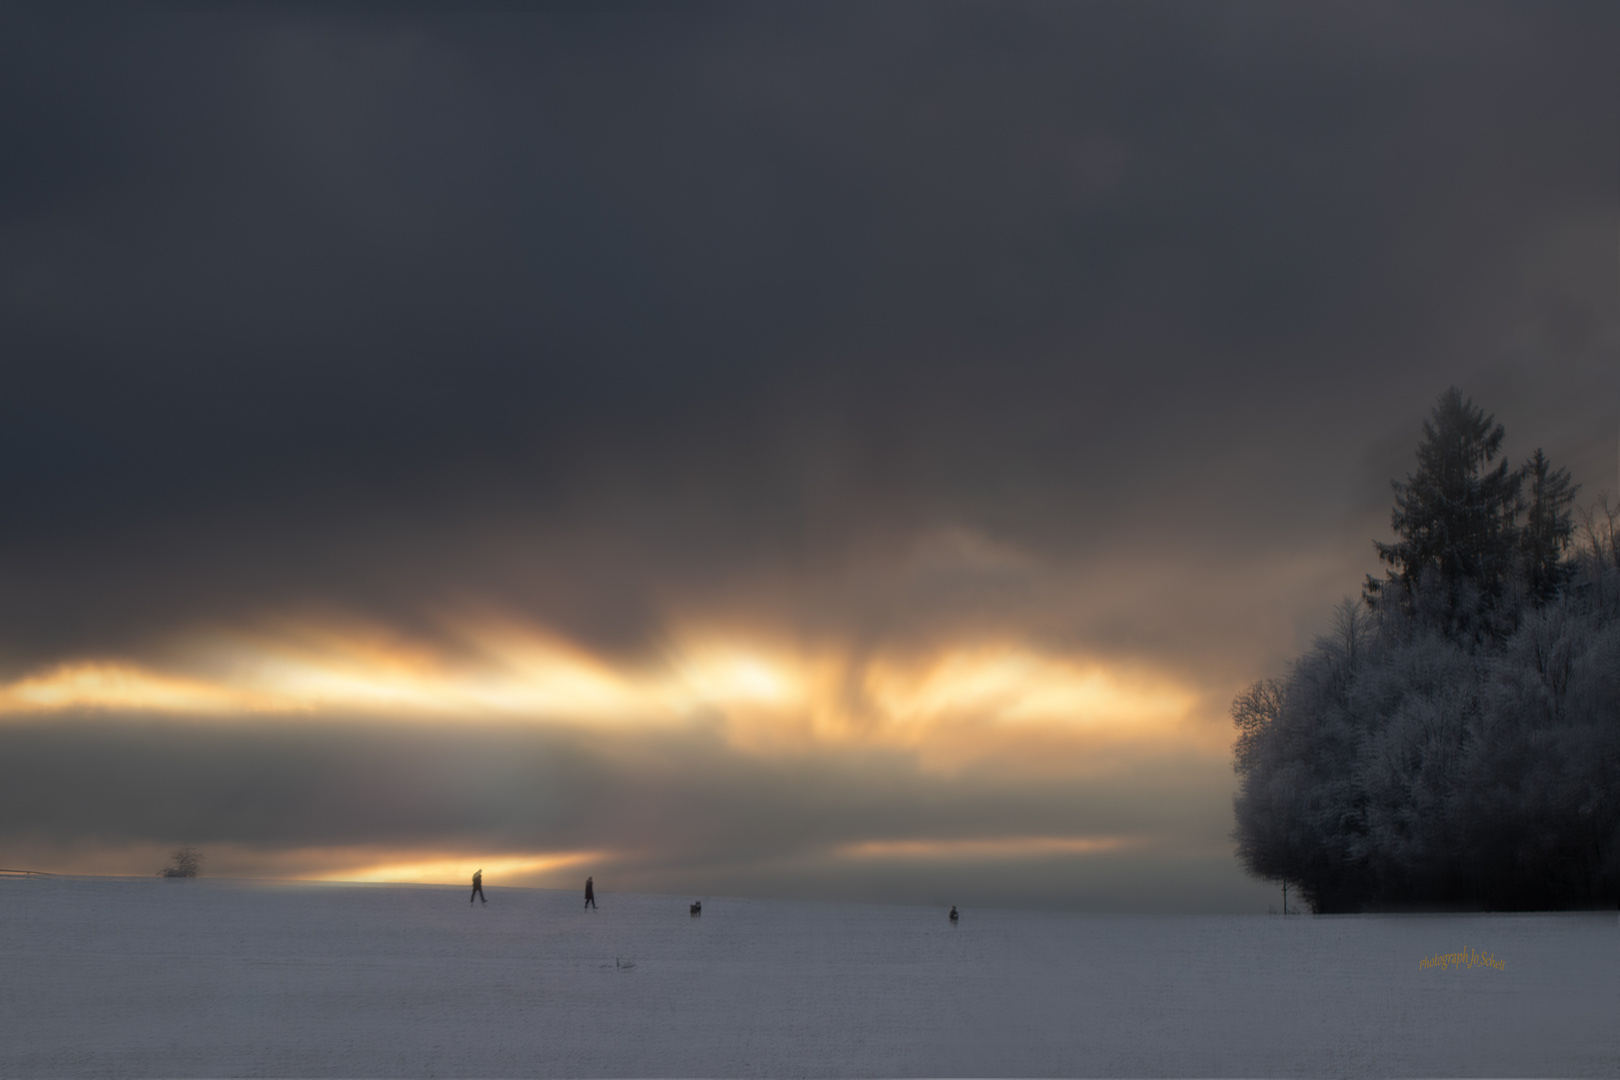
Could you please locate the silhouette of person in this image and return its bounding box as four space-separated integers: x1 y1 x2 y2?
948 905 958 923
470 869 486 904
584 876 596 909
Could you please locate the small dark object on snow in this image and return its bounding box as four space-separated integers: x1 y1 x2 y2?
948 905 959 923
690 900 702 916
584 876 596 909
470 869 486 903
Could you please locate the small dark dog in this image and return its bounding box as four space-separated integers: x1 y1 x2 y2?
690 901 702 916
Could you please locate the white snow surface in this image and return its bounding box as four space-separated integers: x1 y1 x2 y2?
1 876 1615 1078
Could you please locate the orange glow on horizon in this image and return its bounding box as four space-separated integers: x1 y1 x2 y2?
312 850 606 886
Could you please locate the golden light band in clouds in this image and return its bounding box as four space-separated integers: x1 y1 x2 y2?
863 648 1197 729
0 662 294 716
0 618 1223 757
0 629 801 723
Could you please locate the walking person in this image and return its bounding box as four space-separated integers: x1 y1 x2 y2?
470 869 486 904
584 876 596 909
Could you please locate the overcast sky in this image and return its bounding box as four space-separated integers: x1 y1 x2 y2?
1 2 1615 910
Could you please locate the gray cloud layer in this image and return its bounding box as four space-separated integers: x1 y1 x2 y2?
4 3 1614 655
1 3 1614 906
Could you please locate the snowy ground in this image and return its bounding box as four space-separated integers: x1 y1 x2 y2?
1 876 1614 1078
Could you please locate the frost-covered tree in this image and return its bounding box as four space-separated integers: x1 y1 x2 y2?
1237 392 1618 912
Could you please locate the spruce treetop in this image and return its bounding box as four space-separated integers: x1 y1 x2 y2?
1367 387 1548 639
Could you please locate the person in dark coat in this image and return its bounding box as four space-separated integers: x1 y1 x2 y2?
948 905 958 923
470 869 486 904
584 876 596 909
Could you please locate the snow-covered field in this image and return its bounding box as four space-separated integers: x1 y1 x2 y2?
1 876 1614 1077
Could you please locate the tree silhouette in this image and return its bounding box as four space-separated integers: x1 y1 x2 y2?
161 845 203 878
1521 448 1578 603
1368 387 1523 640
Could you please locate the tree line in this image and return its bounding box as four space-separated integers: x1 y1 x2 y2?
1233 388 1619 912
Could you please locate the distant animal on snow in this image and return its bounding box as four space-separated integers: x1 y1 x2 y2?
690 901 702 916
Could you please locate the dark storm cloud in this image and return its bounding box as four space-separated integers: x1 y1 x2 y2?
0 5 1615 909
3 1 1614 666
